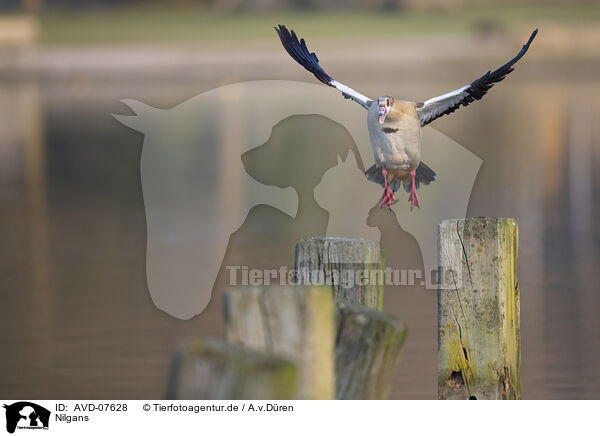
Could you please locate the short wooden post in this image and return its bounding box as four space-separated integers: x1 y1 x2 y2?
223 285 334 399
335 302 407 399
294 237 384 310
166 339 299 400
438 218 520 399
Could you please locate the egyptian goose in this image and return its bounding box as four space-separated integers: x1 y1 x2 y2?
275 25 537 210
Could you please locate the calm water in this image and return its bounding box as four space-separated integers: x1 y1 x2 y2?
1 51 599 399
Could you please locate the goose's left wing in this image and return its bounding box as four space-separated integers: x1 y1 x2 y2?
275 24 373 110
417 29 538 127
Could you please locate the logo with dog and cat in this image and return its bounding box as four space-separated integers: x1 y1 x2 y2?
3 402 50 434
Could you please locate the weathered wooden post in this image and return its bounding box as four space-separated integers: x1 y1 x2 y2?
335 302 407 399
223 285 334 399
438 218 520 399
294 237 408 399
295 237 383 310
166 339 299 400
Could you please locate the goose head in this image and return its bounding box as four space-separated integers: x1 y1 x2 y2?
377 96 394 124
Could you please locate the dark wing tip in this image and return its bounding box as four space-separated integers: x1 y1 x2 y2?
274 24 287 39
508 29 538 67
274 24 332 86
420 28 538 126
522 28 538 54
468 29 537 90
529 29 539 43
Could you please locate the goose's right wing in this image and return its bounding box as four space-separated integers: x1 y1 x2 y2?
417 29 538 126
275 24 373 110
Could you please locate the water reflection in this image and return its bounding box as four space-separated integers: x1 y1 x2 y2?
0 60 599 398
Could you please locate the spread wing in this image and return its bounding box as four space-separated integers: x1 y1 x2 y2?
417 29 538 127
275 24 373 110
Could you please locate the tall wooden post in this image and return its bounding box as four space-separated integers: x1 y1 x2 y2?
295 237 408 399
294 237 384 310
438 218 521 399
223 285 334 399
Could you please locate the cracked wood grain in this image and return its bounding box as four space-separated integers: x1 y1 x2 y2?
295 237 384 310
438 218 521 400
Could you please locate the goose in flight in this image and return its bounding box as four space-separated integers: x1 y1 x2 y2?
275 25 537 210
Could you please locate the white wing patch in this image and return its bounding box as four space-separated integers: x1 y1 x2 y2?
422 85 470 106
417 85 470 126
416 29 538 126
330 80 372 109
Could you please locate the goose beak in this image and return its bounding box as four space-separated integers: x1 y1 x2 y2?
378 106 388 124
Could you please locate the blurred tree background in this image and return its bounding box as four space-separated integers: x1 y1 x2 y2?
1 0 599 46
5 0 599 10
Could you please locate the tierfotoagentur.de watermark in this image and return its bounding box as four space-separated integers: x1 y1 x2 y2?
226 265 460 288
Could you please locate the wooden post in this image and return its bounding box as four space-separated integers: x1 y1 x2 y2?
223 285 334 399
438 218 520 399
335 302 407 399
295 237 384 310
166 339 299 400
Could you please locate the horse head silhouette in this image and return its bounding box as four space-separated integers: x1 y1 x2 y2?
114 81 482 319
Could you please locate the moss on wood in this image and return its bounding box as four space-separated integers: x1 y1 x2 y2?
166 339 299 400
223 285 334 399
335 302 407 399
438 218 521 400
